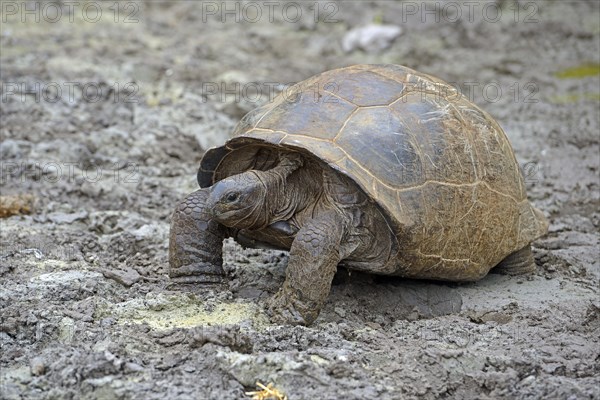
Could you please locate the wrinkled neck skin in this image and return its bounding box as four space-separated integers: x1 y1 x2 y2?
229 153 320 231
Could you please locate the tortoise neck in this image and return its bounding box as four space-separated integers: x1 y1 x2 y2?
251 153 318 226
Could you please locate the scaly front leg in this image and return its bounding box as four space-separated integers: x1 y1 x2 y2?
169 189 229 284
267 211 347 325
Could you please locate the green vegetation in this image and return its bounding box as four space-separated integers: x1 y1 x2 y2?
555 63 600 79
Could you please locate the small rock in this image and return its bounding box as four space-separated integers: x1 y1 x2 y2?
520 375 535 385
58 317 75 344
124 362 144 373
101 267 141 287
47 211 88 224
183 365 196 373
310 354 330 366
130 224 159 241
342 24 402 53
406 310 420 321
29 357 46 376
101 317 116 327
334 307 346 318
366 322 381 330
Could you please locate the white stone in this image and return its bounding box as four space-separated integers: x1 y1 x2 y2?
342 24 402 53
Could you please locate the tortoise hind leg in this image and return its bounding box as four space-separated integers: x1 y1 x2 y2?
493 245 536 275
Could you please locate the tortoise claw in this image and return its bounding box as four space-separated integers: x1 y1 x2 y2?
266 288 317 326
167 262 226 291
169 271 225 285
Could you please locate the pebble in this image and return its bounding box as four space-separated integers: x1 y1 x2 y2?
342 24 402 53
521 375 535 385
47 211 88 224
124 362 144 373
29 357 45 376
334 307 346 318
183 365 196 373
130 224 160 241
101 267 141 287
101 317 116 327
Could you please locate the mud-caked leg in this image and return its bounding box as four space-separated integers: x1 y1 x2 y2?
492 245 536 276
169 189 229 284
267 212 348 325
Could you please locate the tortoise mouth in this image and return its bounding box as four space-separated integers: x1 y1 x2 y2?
212 205 258 228
212 207 237 221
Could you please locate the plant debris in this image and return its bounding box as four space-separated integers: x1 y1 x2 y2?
0 194 34 218
245 382 287 400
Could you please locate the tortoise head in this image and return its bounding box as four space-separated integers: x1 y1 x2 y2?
207 171 267 229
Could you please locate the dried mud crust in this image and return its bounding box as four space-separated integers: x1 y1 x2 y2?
1 1 599 399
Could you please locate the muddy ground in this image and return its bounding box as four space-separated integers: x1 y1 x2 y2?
1 1 599 399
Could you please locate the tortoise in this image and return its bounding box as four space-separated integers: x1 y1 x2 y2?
169 64 548 326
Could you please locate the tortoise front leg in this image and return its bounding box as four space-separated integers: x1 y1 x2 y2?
267 211 347 325
169 189 229 284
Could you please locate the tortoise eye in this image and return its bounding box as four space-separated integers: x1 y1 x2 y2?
226 193 238 202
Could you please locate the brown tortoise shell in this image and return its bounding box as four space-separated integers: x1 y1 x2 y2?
197 64 547 281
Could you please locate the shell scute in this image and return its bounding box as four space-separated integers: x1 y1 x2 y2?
255 89 356 140
335 107 423 188
325 69 406 106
